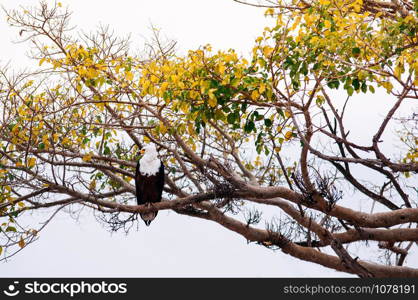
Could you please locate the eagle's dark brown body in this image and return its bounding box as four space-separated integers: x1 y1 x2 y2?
135 161 164 226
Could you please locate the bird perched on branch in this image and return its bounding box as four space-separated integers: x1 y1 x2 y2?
135 144 164 226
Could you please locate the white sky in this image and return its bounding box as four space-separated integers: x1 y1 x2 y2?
0 0 415 277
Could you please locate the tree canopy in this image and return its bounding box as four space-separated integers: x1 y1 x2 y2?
0 0 417 277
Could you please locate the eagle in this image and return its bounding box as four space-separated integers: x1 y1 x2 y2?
135 144 164 226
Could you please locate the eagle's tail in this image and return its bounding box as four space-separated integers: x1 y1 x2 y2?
140 211 158 226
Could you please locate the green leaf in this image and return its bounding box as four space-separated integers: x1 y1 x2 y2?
292 79 300 90
244 121 255 133
369 85 375 93
255 114 264 121
347 86 354 96
227 112 237 125
300 62 308 75
352 78 360 90
240 103 248 112
264 145 270 156
276 109 284 119
5 226 16 232
316 96 325 106
327 80 340 89
264 118 273 127
361 82 368 93
352 47 361 56
256 144 263 154
103 146 111 155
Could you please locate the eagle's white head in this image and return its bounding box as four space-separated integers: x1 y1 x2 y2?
139 144 161 176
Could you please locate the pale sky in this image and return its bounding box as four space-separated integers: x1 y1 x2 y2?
0 0 415 277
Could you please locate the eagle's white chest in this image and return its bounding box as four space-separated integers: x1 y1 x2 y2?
139 157 161 176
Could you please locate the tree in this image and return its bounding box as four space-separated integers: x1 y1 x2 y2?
0 0 417 277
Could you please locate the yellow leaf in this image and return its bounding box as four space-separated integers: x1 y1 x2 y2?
255 156 262 167
62 137 71 145
57 2 62 7
141 80 151 94
381 81 393 93
180 102 189 114
52 60 61 69
27 157 36 168
324 20 331 29
76 84 83 94
208 88 217 107
159 123 167 134
285 131 293 141
39 58 47 66
160 81 169 92
126 71 134 81
218 63 226 74
394 64 404 78
290 16 301 31
264 8 274 16
82 154 92 162
170 74 179 84
187 123 195 136
24 80 34 88
86 68 99 78
262 46 274 57
251 90 260 100
150 74 158 83
208 97 217 107
353 4 361 12
53 133 59 143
